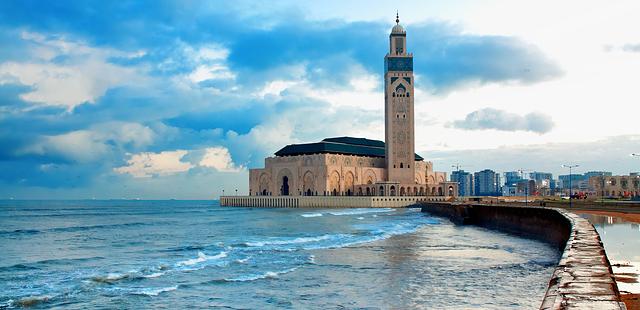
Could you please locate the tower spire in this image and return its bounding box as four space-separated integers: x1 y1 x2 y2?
396 11 399 24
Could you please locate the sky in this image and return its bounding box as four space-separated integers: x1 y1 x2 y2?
0 0 639 199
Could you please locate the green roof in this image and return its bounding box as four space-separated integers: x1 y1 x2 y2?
274 136 424 161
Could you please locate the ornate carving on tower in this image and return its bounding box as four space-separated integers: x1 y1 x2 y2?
384 13 415 183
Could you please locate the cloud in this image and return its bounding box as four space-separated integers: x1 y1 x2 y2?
0 2 573 198
0 32 146 109
198 147 243 172
114 150 194 178
425 135 640 177
451 108 554 134
18 122 155 163
115 146 243 178
622 44 640 53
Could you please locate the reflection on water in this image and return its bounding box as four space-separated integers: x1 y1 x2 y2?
578 213 640 295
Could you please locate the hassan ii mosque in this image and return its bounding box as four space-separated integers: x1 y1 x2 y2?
249 15 458 198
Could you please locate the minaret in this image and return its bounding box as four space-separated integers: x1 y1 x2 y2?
384 13 415 183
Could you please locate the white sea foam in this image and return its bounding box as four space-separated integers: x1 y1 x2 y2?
245 235 333 247
357 217 364 220
133 285 178 296
91 272 131 283
176 251 227 267
235 257 250 264
300 213 323 218
144 272 165 278
328 208 395 216
224 267 298 282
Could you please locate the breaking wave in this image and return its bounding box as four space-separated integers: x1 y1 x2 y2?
245 235 334 247
223 267 298 282
131 286 178 296
328 208 395 216
176 251 227 267
300 213 323 218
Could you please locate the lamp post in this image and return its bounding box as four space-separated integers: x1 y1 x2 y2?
235 189 238 196
518 169 532 207
562 164 579 208
452 163 464 196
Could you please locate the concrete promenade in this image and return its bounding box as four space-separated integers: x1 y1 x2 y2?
420 202 627 310
220 195 451 208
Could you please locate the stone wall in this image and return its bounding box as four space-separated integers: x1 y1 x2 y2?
220 195 452 208
419 202 627 309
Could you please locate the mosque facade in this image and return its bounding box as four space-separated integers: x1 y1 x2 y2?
248 16 457 198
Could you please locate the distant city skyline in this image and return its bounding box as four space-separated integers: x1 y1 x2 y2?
0 1 639 199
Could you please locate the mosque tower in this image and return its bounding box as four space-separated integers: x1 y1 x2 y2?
384 13 415 184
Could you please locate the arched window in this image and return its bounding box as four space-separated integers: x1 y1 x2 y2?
400 163 403 168
379 186 385 196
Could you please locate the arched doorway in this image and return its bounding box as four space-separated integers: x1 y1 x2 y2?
390 186 396 196
438 187 443 196
281 176 289 196
366 187 371 196
358 188 363 196
347 189 352 196
262 189 267 196
448 186 454 196
332 189 338 196
379 186 384 196
400 187 405 196
306 189 312 196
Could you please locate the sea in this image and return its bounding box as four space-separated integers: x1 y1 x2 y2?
0 200 560 309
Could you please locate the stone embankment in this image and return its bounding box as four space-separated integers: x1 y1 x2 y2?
419 202 627 310
220 195 450 208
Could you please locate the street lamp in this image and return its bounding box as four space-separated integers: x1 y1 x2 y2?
235 189 238 196
452 163 464 196
517 169 532 207
562 164 579 208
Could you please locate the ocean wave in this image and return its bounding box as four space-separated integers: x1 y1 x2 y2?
0 263 40 272
0 229 40 236
223 267 298 282
176 251 227 267
0 223 150 236
328 208 395 216
131 286 178 296
163 245 205 252
13 295 52 307
143 272 166 278
245 235 334 247
91 272 138 284
300 213 323 218
235 257 250 264
50 222 149 233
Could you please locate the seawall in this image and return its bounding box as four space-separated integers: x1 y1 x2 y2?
220 195 451 208
419 202 627 309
